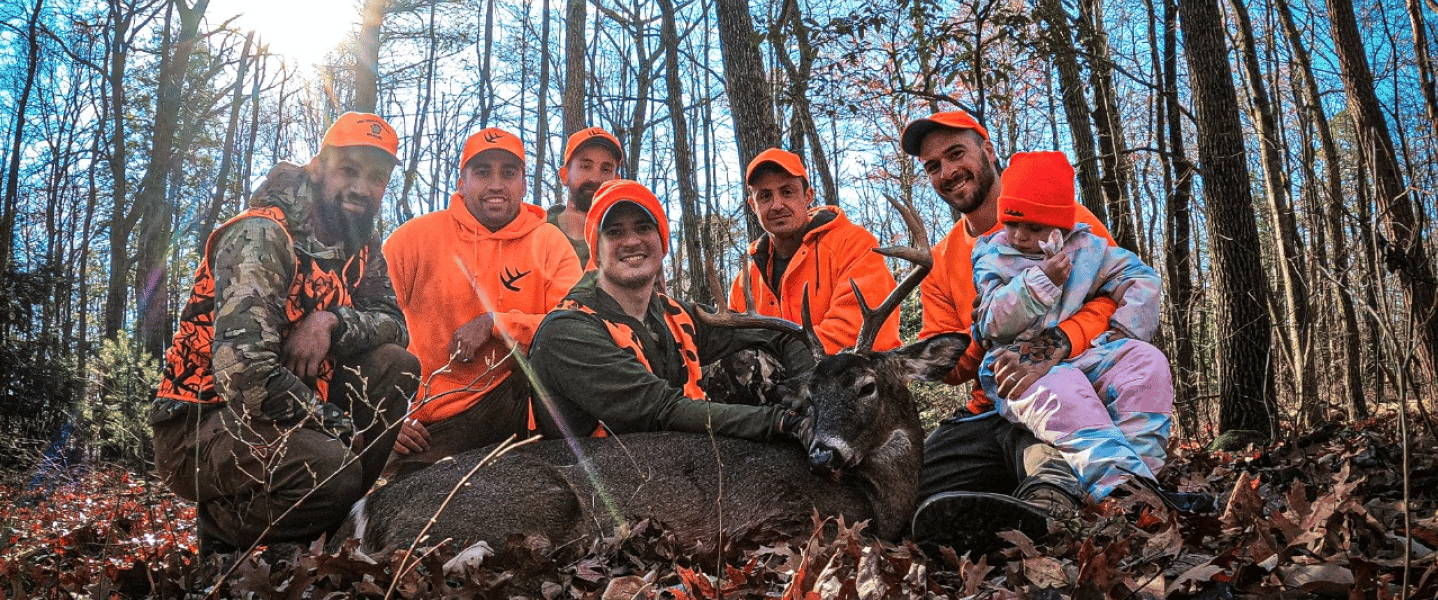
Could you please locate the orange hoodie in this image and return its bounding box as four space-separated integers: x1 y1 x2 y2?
729 206 901 353
384 196 582 424
920 204 1117 413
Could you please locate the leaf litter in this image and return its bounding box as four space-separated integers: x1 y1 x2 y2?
1 417 1434 599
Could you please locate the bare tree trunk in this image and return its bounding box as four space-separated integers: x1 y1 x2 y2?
1155 0 1199 436
398 0 440 222
1035 0 1109 228
1075 0 1138 253
563 0 587 136
130 0 212 357
768 0 838 207
714 0 777 239
0 0 44 282
657 0 709 303
1178 0 1277 435
1407 0 1438 142
1327 0 1438 394
1226 0 1313 408
479 0 496 126
200 32 254 242
532 0 553 206
354 0 387 112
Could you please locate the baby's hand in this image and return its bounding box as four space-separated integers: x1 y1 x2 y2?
1039 229 1065 256
1039 251 1072 286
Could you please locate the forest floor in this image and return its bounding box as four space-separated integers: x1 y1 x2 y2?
0 417 1435 599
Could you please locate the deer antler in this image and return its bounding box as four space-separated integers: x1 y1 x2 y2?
695 240 824 361
851 194 933 353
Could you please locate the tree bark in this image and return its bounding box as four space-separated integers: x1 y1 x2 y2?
354 0 387 112
657 0 709 303
1226 0 1314 407
1407 0 1438 142
714 0 777 238
1156 0 1199 435
531 0 553 206
1035 0 1109 228
1074 0 1138 253
1326 0 1438 392
563 0 587 136
1178 0 1277 435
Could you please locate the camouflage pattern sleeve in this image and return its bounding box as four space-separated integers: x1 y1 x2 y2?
328 237 408 357
209 217 316 424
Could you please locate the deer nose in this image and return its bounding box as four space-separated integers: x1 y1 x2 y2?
808 443 843 476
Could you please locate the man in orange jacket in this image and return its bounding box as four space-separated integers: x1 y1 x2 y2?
904 110 1114 555
547 127 623 268
383 127 582 480
728 148 900 354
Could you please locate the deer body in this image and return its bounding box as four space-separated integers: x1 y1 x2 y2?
343 334 966 559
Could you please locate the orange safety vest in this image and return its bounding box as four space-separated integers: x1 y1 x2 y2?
545 294 705 437
155 206 366 405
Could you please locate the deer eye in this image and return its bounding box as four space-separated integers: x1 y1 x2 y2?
857 382 876 397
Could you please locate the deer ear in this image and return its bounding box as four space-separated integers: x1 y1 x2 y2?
890 333 970 382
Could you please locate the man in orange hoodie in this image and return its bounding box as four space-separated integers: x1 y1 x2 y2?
383 127 582 480
728 148 900 354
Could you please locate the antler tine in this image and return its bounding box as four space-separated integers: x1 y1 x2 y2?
694 241 821 358
852 195 934 353
799 283 827 364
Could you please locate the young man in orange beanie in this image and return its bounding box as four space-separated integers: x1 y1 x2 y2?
970 151 1170 503
528 179 813 441
729 148 900 354
383 127 582 480
548 126 623 267
150 112 418 554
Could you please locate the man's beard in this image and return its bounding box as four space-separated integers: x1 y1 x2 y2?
950 157 998 215
317 196 377 253
571 181 601 212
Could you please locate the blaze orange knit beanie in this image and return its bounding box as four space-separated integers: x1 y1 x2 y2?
586 179 669 270
997 151 1076 231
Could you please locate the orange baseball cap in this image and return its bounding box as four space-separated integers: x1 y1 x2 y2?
745 148 808 185
997 151 1076 231
901 110 990 156
585 179 669 270
562 127 623 167
321 112 400 163
460 128 525 172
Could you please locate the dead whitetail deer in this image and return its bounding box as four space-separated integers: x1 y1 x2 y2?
337 197 967 563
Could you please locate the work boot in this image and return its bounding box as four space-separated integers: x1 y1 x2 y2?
197 525 237 558
910 491 1049 558
1111 477 1218 514
1015 483 1083 521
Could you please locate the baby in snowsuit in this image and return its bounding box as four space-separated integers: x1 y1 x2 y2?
972 151 1173 501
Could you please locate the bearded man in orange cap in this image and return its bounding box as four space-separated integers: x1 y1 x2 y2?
528 179 813 441
383 127 583 480
151 112 419 554
548 126 623 267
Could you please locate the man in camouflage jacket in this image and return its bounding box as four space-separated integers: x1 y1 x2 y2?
150 113 419 553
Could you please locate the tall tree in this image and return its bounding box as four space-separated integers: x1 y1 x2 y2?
0 0 45 283
1326 0 1438 389
1407 0 1438 141
1035 0 1109 228
657 0 709 302
1075 0 1138 253
563 0 587 135
199 31 254 242
1227 0 1313 404
1155 0 1199 433
715 0 777 237
355 0 388 112
1178 0 1277 435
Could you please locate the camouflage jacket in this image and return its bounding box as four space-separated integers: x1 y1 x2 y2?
153 162 407 424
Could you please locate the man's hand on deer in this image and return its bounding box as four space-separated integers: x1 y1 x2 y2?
393 418 431 455
992 327 1071 398
450 313 496 365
